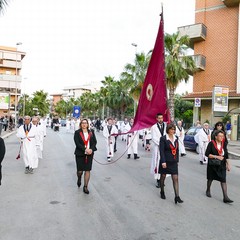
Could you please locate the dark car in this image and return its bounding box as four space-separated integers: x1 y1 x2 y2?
183 127 202 154
60 119 66 127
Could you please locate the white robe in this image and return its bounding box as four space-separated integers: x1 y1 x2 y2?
103 125 118 158
150 122 167 179
175 126 186 154
66 120 71 132
125 124 139 155
195 128 211 163
35 124 45 159
16 124 38 169
121 122 130 141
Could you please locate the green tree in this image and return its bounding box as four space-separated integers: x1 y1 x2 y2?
121 52 151 101
165 32 196 119
174 94 193 124
18 94 33 116
31 90 50 116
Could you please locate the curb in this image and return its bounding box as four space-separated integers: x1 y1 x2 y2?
1 131 16 139
228 151 240 160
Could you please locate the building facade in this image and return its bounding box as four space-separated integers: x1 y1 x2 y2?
178 0 240 139
0 46 26 117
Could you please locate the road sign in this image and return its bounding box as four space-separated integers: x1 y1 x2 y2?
194 98 201 107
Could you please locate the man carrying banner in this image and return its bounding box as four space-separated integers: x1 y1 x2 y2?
150 113 167 188
103 118 118 162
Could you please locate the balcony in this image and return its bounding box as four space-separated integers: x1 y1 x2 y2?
184 54 206 76
222 0 240 7
0 74 22 89
178 23 207 49
0 59 22 69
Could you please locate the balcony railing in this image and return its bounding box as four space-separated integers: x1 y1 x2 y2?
0 59 22 69
183 54 206 75
222 0 240 7
178 23 207 49
0 74 21 89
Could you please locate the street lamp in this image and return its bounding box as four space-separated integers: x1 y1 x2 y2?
15 42 22 128
131 43 137 116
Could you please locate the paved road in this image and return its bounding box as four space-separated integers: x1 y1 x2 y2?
0 128 240 240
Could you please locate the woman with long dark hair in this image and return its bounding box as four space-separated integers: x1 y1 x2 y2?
211 121 228 145
74 119 97 194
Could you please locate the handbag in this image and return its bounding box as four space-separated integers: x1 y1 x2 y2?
208 158 221 166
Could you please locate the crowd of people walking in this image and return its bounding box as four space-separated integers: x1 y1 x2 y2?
0 113 234 204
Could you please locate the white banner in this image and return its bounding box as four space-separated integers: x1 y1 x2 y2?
213 86 228 112
0 93 9 110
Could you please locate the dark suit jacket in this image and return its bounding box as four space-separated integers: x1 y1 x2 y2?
74 129 97 156
160 135 179 164
205 140 228 166
0 137 5 163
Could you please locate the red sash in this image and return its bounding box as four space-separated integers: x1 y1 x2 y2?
169 141 178 159
211 140 223 156
80 131 92 163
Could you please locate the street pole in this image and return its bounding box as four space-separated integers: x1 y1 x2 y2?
15 42 22 128
131 43 137 116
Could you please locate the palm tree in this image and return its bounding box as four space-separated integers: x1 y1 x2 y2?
0 0 9 14
121 52 151 101
121 52 151 115
165 32 196 119
31 90 50 116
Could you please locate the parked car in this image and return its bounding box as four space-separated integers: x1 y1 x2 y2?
60 119 66 127
183 127 202 154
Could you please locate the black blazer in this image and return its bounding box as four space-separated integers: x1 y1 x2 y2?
205 140 228 165
74 129 97 156
159 135 179 164
0 137 5 163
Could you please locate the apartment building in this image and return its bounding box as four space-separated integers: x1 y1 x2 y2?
179 0 240 138
0 46 26 116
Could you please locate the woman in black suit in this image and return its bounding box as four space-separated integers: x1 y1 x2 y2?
0 137 6 186
74 119 97 194
205 130 233 203
159 123 183 204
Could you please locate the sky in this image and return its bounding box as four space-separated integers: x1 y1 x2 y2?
0 0 195 95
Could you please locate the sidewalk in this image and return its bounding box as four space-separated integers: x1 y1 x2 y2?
228 140 240 159
0 129 16 139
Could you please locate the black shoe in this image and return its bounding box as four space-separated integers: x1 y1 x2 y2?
83 186 89 194
134 154 140 159
175 196 183 204
127 154 131 159
181 153 186 157
206 190 211 198
200 161 203 165
77 178 81 188
223 198 233 203
114 149 117 152
156 180 160 188
160 191 166 199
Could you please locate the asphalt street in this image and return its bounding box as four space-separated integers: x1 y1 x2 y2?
0 128 240 240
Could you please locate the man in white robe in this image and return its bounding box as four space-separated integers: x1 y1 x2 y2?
32 117 44 159
175 120 186 156
120 118 130 141
103 118 118 162
150 113 167 188
125 118 140 159
16 116 38 173
195 122 211 165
